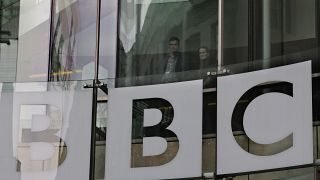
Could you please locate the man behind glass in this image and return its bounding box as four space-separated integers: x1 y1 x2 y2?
161 37 183 82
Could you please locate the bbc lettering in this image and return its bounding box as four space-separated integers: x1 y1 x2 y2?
0 84 92 180
0 62 312 180
106 80 203 180
106 61 313 179
217 61 313 174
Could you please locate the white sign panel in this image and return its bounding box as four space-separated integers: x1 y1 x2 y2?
106 80 203 180
217 61 313 175
0 82 92 180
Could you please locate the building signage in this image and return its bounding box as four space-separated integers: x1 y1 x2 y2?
0 62 312 179
0 82 92 180
105 80 203 180
105 61 313 178
217 61 313 175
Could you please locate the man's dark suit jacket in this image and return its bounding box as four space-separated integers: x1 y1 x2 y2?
134 52 183 84
148 52 184 75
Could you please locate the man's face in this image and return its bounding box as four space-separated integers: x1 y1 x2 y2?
169 40 179 54
199 48 209 60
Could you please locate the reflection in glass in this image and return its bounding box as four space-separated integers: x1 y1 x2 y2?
49 0 116 82
223 0 248 66
50 0 81 82
118 0 218 86
17 0 51 82
17 104 67 172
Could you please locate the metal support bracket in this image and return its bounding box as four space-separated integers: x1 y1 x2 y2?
83 80 108 94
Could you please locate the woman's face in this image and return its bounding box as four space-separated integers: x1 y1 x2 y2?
199 48 209 60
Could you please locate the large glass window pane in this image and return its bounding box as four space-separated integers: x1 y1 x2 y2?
117 0 218 87
49 0 118 82
99 0 118 82
224 0 248 66
16 0 51 82
223 0 317 72
49 0 112 82
255 0 316 69
50 0 97 81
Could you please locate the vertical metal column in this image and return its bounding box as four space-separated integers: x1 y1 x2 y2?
215 0 223 179
48 0 56 81
89 0 102 179
248 0 254 64
217 0 224 72
262 0 271 69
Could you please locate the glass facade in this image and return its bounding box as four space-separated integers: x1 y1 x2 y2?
0 0 320 179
